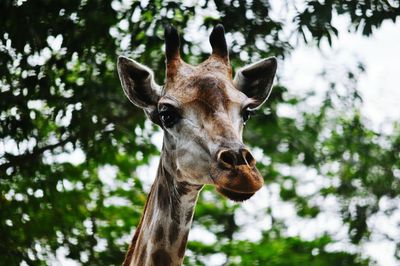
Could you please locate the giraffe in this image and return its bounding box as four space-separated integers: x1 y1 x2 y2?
117 24 277 266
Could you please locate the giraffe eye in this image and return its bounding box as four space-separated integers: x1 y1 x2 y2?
242 109 254 125
159 107 180 128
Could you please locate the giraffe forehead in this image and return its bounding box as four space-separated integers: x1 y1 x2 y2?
195 75 227 107
165 74 245 109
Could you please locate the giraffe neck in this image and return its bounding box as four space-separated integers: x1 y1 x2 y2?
123 153 203 266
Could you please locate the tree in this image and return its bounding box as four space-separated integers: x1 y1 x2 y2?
1 0 399 265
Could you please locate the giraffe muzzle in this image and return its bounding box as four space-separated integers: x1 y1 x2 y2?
211 148 264 201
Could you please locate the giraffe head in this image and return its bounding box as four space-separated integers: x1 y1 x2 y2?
118 25 276 201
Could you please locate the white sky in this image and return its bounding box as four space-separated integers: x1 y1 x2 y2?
283 17 400 134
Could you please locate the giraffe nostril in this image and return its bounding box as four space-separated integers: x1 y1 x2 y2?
218 150 237 169
241 148 256 167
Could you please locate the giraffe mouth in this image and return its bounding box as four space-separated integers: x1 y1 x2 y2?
216 186 255 202
209 169 261 202
209 164 264 199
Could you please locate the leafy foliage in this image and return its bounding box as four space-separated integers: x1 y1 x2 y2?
1 0 399 265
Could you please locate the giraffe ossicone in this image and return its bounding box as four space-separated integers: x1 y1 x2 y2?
117 24 277 266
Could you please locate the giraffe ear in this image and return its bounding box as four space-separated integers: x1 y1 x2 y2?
234 57 277 108
117 56 162 123
117 56 161 108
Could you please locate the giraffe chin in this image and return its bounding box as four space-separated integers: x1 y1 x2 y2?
216 186 255 202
